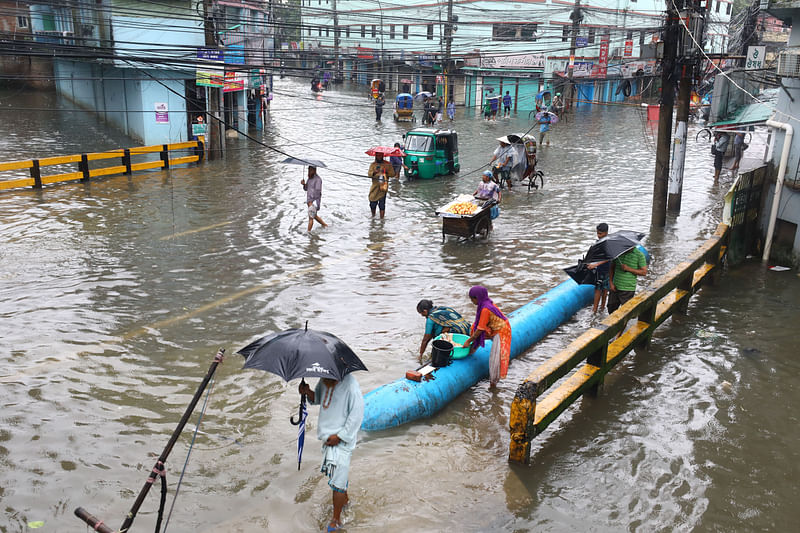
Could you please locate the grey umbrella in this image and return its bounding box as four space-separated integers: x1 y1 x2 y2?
282 156 327 168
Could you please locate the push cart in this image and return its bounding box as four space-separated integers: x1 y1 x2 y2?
435 196 496 242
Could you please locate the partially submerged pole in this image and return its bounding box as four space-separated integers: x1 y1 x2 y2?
74 348 225 532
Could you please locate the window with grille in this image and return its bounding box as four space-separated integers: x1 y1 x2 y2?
390 25 395 39
494 23 538 42
562 26 569 43
372 25 376 38
588 27 595 44
361 25 365 37
427 24 434 40
17 16 29 28
403 25 409 39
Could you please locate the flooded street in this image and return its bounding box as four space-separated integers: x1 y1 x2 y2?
1 80 799 532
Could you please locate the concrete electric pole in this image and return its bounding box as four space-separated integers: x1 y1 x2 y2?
202 0 224 159
566 0 582 113
444 0 454 104
651 0 682 227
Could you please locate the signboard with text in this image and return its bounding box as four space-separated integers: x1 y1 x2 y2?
480 53 545 69
746 46 765 70
624 40 633 57
576 36 588 48
223 71 245 92
597 35 610 78
196 48 224 88
154 102 168 123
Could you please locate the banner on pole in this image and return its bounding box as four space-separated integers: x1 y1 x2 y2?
197 48 224 88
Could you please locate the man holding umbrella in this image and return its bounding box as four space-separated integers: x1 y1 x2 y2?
368 152 396 219
238 323 368 532
608 242 648 315
299 374 364 532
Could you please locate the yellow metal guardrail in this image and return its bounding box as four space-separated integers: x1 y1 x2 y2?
508 223 730 464
0 139 204 191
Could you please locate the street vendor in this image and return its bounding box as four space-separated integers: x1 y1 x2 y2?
475 170 501 202
416 299 471 358
368 153 396 219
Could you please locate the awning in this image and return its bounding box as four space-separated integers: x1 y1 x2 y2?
460 67 543 74
709 101 775 128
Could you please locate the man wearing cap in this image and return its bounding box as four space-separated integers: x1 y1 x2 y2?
301 166 328 232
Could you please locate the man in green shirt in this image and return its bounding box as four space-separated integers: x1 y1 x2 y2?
607 246 648 314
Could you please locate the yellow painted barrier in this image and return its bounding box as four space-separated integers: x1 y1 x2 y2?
0 140 204 192
508 224 730 464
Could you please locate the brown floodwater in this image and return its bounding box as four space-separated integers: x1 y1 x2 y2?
1 81 798 532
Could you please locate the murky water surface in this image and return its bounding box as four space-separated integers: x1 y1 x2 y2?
1 82 798 532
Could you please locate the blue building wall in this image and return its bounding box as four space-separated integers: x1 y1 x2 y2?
54 59 189 145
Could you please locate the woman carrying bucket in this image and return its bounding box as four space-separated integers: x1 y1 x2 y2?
462 286 512 388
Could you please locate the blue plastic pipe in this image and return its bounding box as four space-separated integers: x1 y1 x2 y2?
361 279 595 431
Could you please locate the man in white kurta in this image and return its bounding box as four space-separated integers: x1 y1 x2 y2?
299 373 364 531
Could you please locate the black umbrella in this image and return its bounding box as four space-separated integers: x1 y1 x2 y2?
585 231 646 263
238 323 367 470
238 323 367 382
282 156 327 168
564 230 646 285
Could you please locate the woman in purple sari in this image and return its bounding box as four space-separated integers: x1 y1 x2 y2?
462 286 512 387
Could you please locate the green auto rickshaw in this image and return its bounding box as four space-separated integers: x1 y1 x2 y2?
403 128 460 179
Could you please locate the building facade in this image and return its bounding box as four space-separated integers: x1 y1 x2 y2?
25 0 273 145
300 0 732 110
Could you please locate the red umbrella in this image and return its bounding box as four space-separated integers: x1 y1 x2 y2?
365 146 405 157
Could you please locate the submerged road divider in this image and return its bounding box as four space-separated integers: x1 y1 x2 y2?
508 223 729 464
0 138 204 191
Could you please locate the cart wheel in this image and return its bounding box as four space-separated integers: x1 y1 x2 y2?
529 171 544 191
474 218 490 240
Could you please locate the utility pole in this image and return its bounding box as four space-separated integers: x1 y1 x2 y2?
332 0 341 81
668 68 691 211
202 0 224 159
668 1 703 213
444 0 454 105
651 0 682 227
566 0 582 113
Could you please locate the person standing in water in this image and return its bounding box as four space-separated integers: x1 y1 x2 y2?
299 373 364 532
300 166 328 232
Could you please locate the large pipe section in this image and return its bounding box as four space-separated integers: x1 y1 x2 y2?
361 280 594 431
763 117 794 263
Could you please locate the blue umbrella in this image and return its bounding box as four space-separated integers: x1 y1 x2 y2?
291 385 309 470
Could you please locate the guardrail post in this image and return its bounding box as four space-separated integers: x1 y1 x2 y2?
122 149 132 175
160 144 170 169
634 296 656 351
509 380 538 464
79 154 90 181
585 342 608 397
677 267 693 314
29 160 42 189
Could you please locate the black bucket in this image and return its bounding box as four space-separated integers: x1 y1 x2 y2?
431 339 453 368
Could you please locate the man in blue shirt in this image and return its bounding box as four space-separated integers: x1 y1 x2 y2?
503 91 512 118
